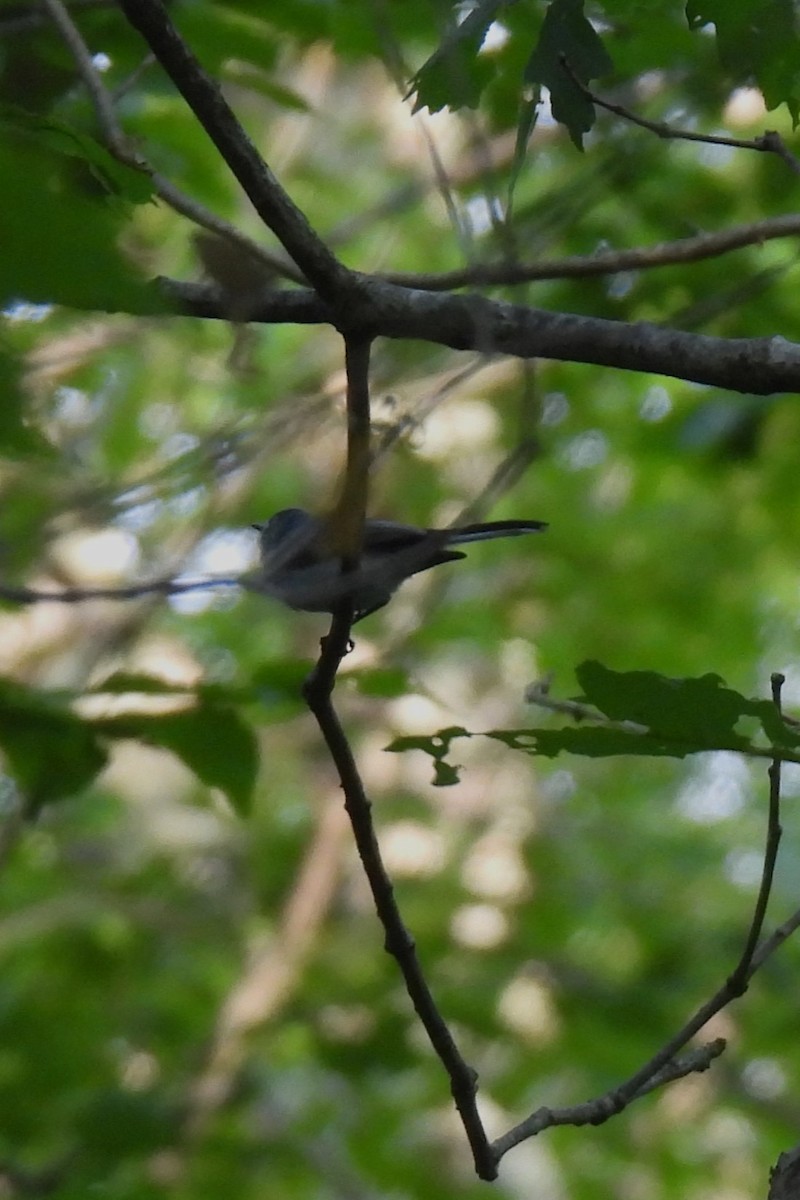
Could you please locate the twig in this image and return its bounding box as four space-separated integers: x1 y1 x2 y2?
40 0 304 285
380 213 800 291
302 665 495 1178
300 335 495 1177
0 577 240 605
116 0 356 302
492 673 793 1166
526 676 648 730
299 333 374 694
560 54 800 176
728 672 784 982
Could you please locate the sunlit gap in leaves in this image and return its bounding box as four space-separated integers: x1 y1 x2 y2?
462 193 505 236
54 528 140 582
3 301 52 324
674 750 749 824
169 528 255 615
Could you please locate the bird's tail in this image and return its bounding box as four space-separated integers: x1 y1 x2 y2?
449 520 547 544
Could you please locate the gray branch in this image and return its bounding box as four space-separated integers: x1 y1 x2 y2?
158 278 800 395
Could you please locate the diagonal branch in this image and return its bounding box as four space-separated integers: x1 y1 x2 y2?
41 0 302 285
300 336 495 1178
115 0 356 303
728 672 784 981
302 668 496 1180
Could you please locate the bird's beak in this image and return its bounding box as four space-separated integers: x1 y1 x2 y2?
251 523 264 532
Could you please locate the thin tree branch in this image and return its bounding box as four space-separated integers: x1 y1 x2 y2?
492 1040 726 1156
115 0 357 303
380 214 800 291
298 333 495 1177
301 668 495 1180
301 334 375 696
728 672 784 981
560 55 800 175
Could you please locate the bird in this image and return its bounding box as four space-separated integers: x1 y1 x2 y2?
250 507 547 621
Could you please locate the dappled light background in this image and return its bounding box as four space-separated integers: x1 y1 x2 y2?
1 3 800 1199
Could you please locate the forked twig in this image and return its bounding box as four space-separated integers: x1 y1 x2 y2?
494 672 791 1164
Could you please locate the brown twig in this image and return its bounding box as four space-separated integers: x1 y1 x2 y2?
729 672 784 980
300 335 495 1177
302 666 495 1178
492 673 792 1166
380 213 800 291
560 54 800 176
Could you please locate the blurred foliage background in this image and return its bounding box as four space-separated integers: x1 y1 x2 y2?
1 1 800 1196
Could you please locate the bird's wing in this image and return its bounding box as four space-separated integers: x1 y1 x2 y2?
362 520 430 549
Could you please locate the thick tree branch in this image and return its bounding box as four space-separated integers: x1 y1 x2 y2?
160 278 800 395
116 0 356 304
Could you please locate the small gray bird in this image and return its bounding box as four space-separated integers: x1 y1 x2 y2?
251 508 547 621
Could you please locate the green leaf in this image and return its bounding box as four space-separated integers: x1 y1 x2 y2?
687 0 800 124
75 1089 177 1160
7 111 156 206
0 680 108 805
220 64 312 110
574 660 798 749
409 0 504 113
350 666 409 698
178 4 279 76
0 118 162 313
388 666 800 782
88 672 200 697
489 724 752 759
386 726 470 787
98 706 259 816
509 92 540 212
0 342 54 459
525 0 614 149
